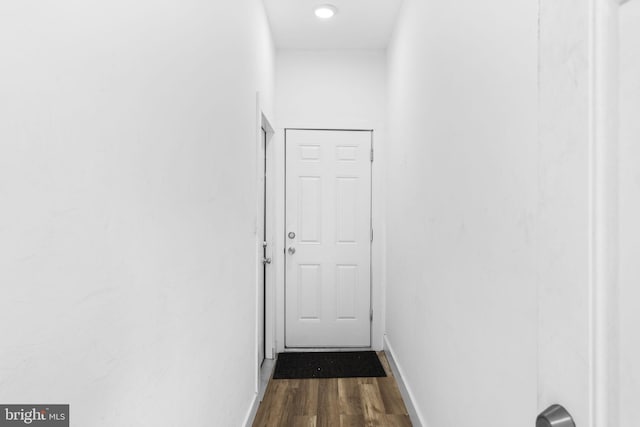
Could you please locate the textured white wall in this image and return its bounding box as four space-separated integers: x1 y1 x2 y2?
385 0 538 425
0 1 274 425
620 1 640 425
275 49 388 351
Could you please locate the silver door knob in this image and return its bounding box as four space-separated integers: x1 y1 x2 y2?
262 257 272 265
537 405 575 427
288 247 296 255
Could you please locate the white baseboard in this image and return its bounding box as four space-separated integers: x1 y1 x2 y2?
243 393 259 427
243 359 275 427
383 335 427 427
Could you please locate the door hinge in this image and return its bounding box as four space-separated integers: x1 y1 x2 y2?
370 149 374 162
370 309 373 322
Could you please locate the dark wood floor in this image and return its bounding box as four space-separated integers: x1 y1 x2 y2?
253 352 412 427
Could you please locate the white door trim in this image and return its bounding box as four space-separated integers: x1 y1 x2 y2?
589 0 619 424
537 0 619 424
254 93 275 395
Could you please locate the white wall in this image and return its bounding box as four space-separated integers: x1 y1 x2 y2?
385 0 538 425
276 50 387 130
619 1 640 425
275 49 388 350
0 1 274 425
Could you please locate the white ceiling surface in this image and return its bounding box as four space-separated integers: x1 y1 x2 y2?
262 0 404 49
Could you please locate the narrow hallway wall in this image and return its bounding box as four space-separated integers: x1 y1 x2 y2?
0 1 274 425
385 0 538 425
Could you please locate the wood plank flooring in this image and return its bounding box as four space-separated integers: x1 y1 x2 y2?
253 352 411 427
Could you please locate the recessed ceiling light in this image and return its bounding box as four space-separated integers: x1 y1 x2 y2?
314 4 337 19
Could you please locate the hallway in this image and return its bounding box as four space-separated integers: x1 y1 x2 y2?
253 352 411 427
0 0 639 426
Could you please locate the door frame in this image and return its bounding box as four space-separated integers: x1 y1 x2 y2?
254 94 275 395
282 128 374 351
537 0 619 424
258 125 267 367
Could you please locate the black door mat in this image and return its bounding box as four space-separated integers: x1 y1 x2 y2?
272 351 387 379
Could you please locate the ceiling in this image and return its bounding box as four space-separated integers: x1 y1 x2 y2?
262 0 404 49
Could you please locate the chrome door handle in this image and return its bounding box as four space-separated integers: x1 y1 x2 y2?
262 257 272 265
288 247 296 255
537 405 575 427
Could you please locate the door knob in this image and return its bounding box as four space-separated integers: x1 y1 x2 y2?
288 247 296 255
537 404 575 427
262 257 272 265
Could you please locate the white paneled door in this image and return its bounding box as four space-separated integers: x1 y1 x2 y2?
285 129 372 348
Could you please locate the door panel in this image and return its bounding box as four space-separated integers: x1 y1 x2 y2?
336 265 358 319
336 177 358 243
299 177 322 243
285 129 371 348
